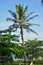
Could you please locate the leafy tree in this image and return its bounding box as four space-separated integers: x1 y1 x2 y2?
25 39 43 64
0 28 25 65
0 28 20 65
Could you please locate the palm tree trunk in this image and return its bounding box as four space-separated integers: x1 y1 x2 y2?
20 27 27 65
20 27 24 43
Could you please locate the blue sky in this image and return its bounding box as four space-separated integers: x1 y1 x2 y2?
0 0 43 40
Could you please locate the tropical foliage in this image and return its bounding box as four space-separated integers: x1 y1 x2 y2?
0 3 43 65
6 4 40 65
25 39 43 59
0 27 20 65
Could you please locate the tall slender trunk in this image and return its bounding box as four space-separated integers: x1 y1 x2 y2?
20 27 26 65
20 27 24 43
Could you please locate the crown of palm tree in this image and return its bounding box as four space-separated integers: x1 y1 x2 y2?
6 4 39 36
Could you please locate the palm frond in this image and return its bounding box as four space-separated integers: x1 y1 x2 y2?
28 28 38 35
16 5 19 13
22 23 40 29
23 6 28 15
26 12 34 19
6 18 15 21
29 23 40 26
8 10 16 18
9 23 19 30
25 23 40 26
27 15 38 21
6 18 21 23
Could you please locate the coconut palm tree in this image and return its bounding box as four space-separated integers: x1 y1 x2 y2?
6 4 39 65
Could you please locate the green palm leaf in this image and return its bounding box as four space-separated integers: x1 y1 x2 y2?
27 15 38 21
8 10 16 18
28 28 38 35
